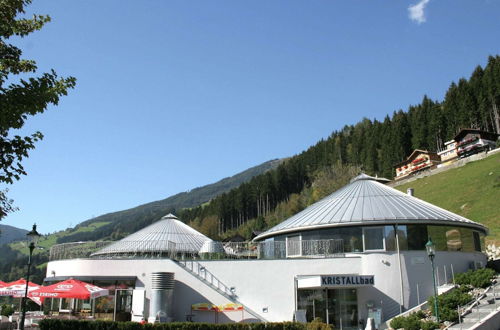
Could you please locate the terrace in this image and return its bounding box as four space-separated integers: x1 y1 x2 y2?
48 239 345 262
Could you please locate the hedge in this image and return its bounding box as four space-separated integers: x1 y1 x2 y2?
38 320 323 330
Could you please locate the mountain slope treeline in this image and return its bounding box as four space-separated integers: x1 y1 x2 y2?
55 159 282 243
179 55 500 236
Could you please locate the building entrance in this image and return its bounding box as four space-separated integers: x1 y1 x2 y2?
297 288 358 329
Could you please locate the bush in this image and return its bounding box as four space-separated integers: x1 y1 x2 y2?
39 320 312 330
428 287 472 322
306 318 332 330
0 304 14 317
389 313 422 330
455 268 496 288
420 320 439 330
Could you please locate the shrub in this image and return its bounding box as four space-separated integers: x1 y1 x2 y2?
306 318 332 330
428 287 472 322
389 313 422 330
455 268 496 288
420 320 439 330
0 304 14 317
39 320 312 330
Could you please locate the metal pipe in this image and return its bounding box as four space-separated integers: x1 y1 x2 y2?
394 224 405 313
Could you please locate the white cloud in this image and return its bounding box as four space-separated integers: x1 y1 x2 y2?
408 0 431 24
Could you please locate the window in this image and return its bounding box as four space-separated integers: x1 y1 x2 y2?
473 231 481 252
363 227 385 251
407 225 428 250
384 225 408 251
286 235 302 257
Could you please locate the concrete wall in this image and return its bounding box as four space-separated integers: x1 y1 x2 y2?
46 250 486 324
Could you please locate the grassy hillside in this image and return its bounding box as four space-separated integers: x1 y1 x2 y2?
395 152 500 245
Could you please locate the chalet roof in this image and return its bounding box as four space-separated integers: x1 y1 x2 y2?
253 173 487 241
454 129 499 142
91 214 212 256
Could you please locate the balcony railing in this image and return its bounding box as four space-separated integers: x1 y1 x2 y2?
49 239 345 261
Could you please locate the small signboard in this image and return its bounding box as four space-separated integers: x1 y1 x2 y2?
297 275 375 288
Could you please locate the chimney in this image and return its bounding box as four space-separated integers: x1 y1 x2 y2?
407 188 414 197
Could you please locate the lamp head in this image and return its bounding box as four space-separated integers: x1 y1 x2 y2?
26 223 41 247
426 237 435 258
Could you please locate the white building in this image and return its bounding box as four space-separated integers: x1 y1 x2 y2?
45 174 488 328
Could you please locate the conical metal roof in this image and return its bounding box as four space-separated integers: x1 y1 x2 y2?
254 174 487 241
92 214 212 257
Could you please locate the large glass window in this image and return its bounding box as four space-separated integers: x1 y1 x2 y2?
445 228 462 251
407 225 428 250
458 228 474 252
363 227 385 251
384 225 408 251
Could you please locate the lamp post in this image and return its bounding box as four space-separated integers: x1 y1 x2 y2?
20 224 41 330
426 237 439 322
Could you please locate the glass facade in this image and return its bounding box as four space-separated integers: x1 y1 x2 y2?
275 224 484 256
297 288 358 329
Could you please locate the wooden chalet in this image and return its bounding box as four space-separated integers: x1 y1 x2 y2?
394 149 441 180
454 129 499 158
437 140 458 163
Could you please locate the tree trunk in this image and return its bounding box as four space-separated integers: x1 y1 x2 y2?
493 101 500 134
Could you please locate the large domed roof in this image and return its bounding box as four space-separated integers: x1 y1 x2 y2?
92 214 212 257
254 174 487 241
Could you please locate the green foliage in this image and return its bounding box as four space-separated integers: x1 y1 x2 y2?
428 287 473 322
389 313 422 330
306 318 332 330
39 320 312 330
420 320 439 330
0 303 14 316
0 0 76 219
454 268 496 288
389 312 438 330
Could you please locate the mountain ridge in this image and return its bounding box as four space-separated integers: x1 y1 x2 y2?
54 158 283 243
0 224 28 246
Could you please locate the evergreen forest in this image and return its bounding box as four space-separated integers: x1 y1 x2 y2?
180 56 500 238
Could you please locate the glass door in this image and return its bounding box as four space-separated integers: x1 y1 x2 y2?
297 289 327 322
326 289 358 329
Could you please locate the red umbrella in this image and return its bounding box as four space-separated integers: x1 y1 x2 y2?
29 279 108 302
0 281 7 288
0 279 40 297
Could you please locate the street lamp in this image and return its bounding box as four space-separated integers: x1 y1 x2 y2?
426 237 439 322
20 224 41 330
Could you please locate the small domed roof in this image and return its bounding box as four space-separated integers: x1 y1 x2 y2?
92 214 212 257
254 174 487 241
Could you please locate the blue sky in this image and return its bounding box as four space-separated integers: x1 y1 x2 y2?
3 0 500 234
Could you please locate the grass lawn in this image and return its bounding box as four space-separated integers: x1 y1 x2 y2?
395 152 500 245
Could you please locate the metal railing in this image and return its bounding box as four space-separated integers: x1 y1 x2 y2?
49 239 345 261
49 241 113 261
178 259 235 297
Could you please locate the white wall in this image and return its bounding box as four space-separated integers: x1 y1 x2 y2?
46 250 486 323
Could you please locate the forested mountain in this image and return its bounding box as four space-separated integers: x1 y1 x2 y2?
55 158 282 243
179 55 500 237
1 55 499 282
0 224 27 246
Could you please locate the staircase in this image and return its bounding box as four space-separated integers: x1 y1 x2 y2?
447 278 500 330
175 259 267 322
